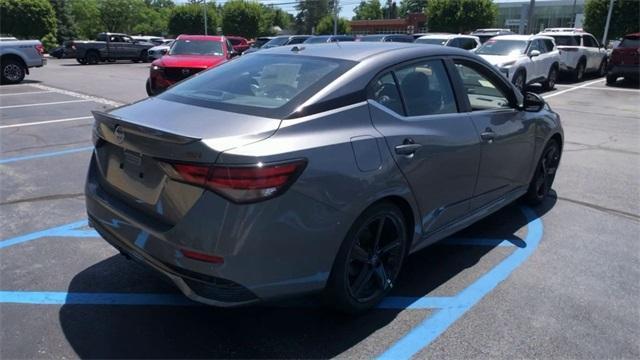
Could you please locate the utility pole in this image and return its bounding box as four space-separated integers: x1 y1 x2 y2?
602 0 614 45
527 0 536 34
571 0 577 27
203 0 208 35
333 0 339 35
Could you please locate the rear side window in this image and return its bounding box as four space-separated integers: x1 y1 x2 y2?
543 39 555 52
583 35 599 47
552 35 580 46
369 73 404 115
394 60 458 116
161 54 355 118
454 61 511 111
620 36 640 48
228 38 241 45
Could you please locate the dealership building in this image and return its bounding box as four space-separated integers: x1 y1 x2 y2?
496 0 586 34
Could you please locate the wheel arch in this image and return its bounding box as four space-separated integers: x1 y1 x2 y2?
0 53 29 74
360 194 419 253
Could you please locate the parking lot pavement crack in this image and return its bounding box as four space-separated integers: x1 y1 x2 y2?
0 193 84 206
1 140 91 155
555 196 639 221
563 141 640 156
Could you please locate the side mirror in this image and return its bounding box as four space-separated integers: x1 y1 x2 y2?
229 50 239 58
522 92 545 112
529 49 541 58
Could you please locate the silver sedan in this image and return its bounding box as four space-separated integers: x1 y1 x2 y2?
86 42 563 313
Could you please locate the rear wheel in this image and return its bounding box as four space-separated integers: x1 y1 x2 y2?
573 60 585 82
525 140 561 205
0 58 26 84
325 202 408 313
139 50 149 63
597 59 607 77
76 58 87 65
606 73 617 85
86 51 100 65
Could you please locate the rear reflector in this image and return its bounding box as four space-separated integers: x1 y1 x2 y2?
180 249 224 264
171 160 306 203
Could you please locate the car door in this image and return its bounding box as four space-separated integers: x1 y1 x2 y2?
121 36 139 58
450 58 536 210
527 39 546 80
583 35 601 70
367 58 482 234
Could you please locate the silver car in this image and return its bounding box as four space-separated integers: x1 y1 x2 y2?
86 43 563 312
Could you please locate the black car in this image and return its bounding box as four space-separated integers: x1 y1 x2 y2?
304 35 356 44
243 35 312 55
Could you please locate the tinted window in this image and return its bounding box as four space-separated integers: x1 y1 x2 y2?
552 35 580 46
583 35 598 47
228 38 242 45
392 36 414 43
369 73 404 115
394 60 457 116
476 39 528 55
543 39 555 52
262 37 289 48
360 35 385 42
336 36 355 41
454 62 511 111
288 37 308 45
415 37 448 45
529 39 545 53
161 54 355 118
304 36 330 44
620 36 640 48
169 40 224 56
455 38 478 50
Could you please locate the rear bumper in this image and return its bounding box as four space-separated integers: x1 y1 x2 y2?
607 64 640 77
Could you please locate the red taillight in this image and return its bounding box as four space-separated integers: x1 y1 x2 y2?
172 160 306 203
35 44 44 55
180 249 224 264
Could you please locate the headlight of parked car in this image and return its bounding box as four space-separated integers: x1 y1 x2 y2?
151 65 164 72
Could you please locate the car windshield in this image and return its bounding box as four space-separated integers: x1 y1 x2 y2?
620 36 640 48
304 36 331 44
476 39 528 55
415 37 448 45
551 35 580 46
169 40 223 56
160 54 355 118
262 37 289 48
360 35 385 42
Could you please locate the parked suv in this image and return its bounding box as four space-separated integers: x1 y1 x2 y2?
476 34 560 91
0 39 46 84
471 28 515 44
538 28 608 81
242 35 311 55
606 32 640 84
415 34 481 51
146 35 237 95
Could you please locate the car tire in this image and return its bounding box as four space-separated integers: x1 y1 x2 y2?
86 51 100 65
139 50 149 63
524 140 561 206
0 58 26 84
76 58 87 65
597 59 607 77
512 70 525 92
325 201 408 314
573 60 585 82
606 74 617 85
543 66 558 91
145 79 155 96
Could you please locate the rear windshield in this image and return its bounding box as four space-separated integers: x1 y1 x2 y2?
552 35 580 46
160 54 355 118
262 37 289 48
620 36 640 48
170 39 223 56
415 37 448 45
476 39 528 55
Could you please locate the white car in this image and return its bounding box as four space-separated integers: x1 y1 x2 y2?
476 34 560 91
415 34 481 51
147 40 174 61
537 29 608 81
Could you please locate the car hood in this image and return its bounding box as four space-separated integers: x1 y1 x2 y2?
480 54 521 67
157 54 227 68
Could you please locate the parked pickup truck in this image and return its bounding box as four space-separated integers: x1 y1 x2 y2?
0 39 46 84
75 32 155 65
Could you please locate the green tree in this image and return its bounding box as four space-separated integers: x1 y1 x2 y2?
97 0 147 33
426 0 496 33
382 0 398 19
352 0 383 20
69 0 101 39
399 0 426 16
0 0 57 39
222 0 261 38
168 3 218 36
584 0 639 43
50 0 77 42
259 5 292 35
315 15 350 35
133 5 171 35
295 0 332 34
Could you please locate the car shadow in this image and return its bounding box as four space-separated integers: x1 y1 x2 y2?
0 79 42 86
606 78 640 89
59 196 556 358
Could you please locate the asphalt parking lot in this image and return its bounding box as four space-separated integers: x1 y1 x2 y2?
1 58 639 359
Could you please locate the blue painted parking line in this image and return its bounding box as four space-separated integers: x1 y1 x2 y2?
377 206 542 359
0 146 93 165
0 220 95 249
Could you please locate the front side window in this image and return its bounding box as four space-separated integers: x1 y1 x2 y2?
369 73 404 115
169 40 224 56
394 60 457 116
476 39 528 56
529 39 545 53
551 35 580 46
454 61 511 111
161 54 355 118
583 35 599 48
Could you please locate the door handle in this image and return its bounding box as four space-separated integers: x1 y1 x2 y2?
395 143 422 155
480 129 496 143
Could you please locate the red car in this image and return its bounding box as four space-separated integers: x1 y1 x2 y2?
146 35 237 95
606 33 640 85
226 36 251 54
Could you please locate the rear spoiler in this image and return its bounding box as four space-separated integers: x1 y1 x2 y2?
92 111 199 145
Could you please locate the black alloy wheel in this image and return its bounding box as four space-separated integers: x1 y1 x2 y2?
525 140 561 205
326 202 408 313
512 70 525 92
0 59 25 84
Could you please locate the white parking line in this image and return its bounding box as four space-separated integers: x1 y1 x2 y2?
583 86 639 93
0 116 93 129
30 84 123 107
0 99 91 110
0 90 54 97
543 79 606 99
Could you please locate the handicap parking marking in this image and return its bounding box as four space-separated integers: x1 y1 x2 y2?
0 206 542 357
0 146 93 165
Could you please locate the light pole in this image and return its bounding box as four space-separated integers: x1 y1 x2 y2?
333 0 339 35
602 0 614 45
203 0 208 35
527 0 536 34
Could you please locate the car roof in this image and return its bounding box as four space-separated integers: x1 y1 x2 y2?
176 35 224 41
257 41 470 62
418 34 478 40
491 34 552 41
539 31 590 36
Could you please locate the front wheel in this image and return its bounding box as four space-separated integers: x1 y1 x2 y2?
606 73 617 85
573 61 585 82
76 58 87 65
598 59 607 77
145 78 155 96
512 70 525 92
524 140 561 205
0 58 26 84
325 202 408 313
543 66 558 91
